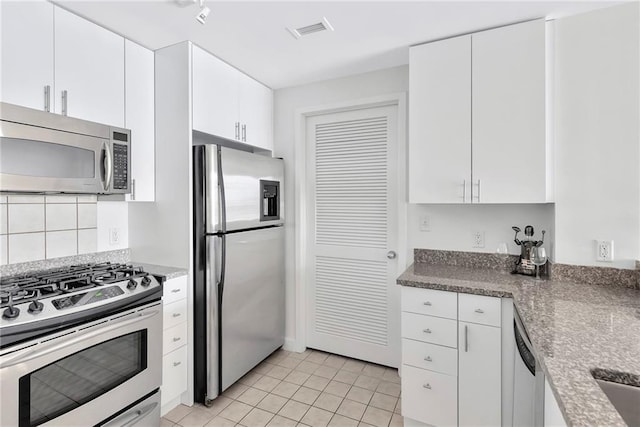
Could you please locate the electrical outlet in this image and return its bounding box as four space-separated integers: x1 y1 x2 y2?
596 240 614 262
419 215 431 232
109 227 120 246
472 231 485 248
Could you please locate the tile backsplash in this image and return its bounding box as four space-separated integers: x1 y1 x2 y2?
0 195 98 265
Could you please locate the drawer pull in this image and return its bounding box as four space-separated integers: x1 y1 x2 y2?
173 361 182 367
423 383 432 390
474 308 485 314
171 289 181 293
423 328 432 334
172 313 181 318
172 337 181 342
423 301 432 306
424 356 432 362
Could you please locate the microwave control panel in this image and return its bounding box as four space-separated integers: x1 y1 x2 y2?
112 143 128 190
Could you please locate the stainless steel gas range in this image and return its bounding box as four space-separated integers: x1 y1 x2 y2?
0 263 163 427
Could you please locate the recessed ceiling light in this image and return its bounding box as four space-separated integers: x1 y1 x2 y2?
287 17 334 39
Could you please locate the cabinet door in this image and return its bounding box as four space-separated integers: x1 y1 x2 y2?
459 321 501 426
238 74 273 151
192 45 239 141
54 7 124 127
472 20 546 203
1 0 54 111
125 40 155 202
409 35 471 203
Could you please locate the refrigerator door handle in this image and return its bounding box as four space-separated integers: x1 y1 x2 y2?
217 145 227 233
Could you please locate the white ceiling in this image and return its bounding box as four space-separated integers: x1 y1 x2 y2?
54 0 623 89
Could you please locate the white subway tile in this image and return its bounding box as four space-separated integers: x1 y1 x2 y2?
78 228 97 254
0 196 7 204
77 195 98 203
7 195 45 204
46 195 77 204
8 204 45 233
0 235 7 265
46 230 77 259
46 204 77 231
8 233 45 263
78 203 97 228
0 204 6 235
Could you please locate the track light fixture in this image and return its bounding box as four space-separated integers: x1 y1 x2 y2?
196 0 210 25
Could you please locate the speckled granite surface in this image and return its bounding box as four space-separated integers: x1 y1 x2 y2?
0 249 131 277
551 262 639 289
132 262 188 282
398 262 640 427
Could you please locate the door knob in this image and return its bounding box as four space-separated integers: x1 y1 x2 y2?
387 251 397 259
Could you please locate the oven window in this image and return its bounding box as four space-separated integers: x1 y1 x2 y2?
18 330 147 427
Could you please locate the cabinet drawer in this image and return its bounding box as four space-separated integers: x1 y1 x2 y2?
163 322 187 355
459 293 501 327
401 364 457 427
402 338 458 376
163 299 187 330
163 276 187 304
162 346 188 407
401 312 457 348
402 287 457 320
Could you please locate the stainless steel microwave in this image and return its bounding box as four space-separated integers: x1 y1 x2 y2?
0 102 131 194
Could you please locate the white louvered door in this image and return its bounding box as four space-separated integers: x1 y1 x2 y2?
306 105 400 367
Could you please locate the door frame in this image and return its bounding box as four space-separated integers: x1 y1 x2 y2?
289 93 408 353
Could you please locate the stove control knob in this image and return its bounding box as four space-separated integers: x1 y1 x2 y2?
2 306 20 320
141 276 152 287
28 300 44 314
127 279 137 291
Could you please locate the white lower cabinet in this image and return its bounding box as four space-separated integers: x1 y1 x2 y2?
161 276 188 413
401 288 505 427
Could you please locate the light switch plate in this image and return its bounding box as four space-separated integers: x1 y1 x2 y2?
109 227 120 246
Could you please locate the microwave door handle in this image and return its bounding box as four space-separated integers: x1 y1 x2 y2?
101 142 113 191
0 309 160 369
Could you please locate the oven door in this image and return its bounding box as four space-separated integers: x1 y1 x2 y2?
0 302 162 427
0 120 108 193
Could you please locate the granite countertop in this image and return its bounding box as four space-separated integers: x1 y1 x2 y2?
132 262 188 282
398 263 640 427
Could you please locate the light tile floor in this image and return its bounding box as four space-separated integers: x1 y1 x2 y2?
162 349 403 427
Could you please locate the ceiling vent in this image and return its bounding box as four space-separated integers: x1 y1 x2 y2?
287 17 334 39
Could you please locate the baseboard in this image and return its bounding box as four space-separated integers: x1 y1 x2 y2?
283 336 306 353
161 395 186 417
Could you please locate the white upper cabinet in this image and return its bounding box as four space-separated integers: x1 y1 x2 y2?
238 73 273 151
0 1 54 111
472 19 546 203
192 45 273 151
125 40 155 202
192 45 239 141
409 35 471 204
54 7 125 127
409 19 548 204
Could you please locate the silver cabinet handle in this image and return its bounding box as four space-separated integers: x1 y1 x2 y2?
473 179 481 202
424 356 432 362
131 178 136 201
474 308 484 314
423 328 432 334
464 324 468 352
171 289 181 293
387 251 397 260
173 361 181 367
423 301 432 306
61 90 68 116
172 313 181 318
235 122 240 140
423 383 432 389
242 124 246 142
461 179 466 202
44 85 51 112
172 337 181 342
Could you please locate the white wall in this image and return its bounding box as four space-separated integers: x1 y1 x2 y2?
408 204 554 260
553 2 640 269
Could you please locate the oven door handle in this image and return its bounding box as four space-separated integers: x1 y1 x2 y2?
0 309 160 369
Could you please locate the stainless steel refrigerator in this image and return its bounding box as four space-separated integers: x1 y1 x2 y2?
193 144 285 404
